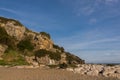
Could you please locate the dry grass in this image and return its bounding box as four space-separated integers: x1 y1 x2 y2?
0 67 119 80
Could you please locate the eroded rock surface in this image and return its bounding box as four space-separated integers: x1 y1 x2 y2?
67 64 120 79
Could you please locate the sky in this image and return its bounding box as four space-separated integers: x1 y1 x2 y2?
0 0 120 63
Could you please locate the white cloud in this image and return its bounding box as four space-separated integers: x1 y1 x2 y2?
0 7 19 14
81 6 94 16
59 0 120 20
73 2 95 16
89 18 97 24
95 0 119 4
105 0 118 2
56 29 120 50
55 29 120 63
66 37 119 50
78 49 120 63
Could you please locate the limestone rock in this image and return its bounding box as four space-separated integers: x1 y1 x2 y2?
0 44 7 59
36 55 57 65
86 70 99 76
3 21 25 41
109 73 120 79
60 53 67 64
72 64 120 79
25 56 39 67
0 16 85 67
25 31 53 51
103 67 116 77
66 68 74 72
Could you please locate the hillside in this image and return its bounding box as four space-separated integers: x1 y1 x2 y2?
0 16 85 67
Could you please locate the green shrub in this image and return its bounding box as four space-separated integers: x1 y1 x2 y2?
0 17 23 26
0 27 9 44
35 49 47 58
53 44 64 52
17 39 34 51
69 64 77 68
66 52 85 64
10 56 28 66
0 27 16 49
49 51 61 61
40 32 51 39
59 63 68 69
106 64 116 66
1 50 28 66
35 49 61 61
0 60 7 65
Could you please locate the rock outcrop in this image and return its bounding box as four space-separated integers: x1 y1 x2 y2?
67 64 120 79
0 17 25 41
0 44 8 60
0 16 85 66
25 31 53 51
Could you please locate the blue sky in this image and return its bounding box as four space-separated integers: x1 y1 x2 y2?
0 0 120 63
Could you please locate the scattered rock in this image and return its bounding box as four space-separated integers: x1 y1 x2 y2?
72 64 120 79
66 68 74 72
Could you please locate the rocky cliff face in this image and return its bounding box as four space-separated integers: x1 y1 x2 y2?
0 16 85 66
0 17 25 41
0 17 53 50
25 31 53 51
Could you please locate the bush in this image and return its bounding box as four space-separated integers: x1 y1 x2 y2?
59 63 68 69
0 60 7 65
35 49 47 58
17 39 34 51
40 32 51 39
53 44 64 52
1 50 28 66
0 17 23 26
0 27 16 49
66 52 85 64
106 64 116 66
49 51 61 61
0 27 9 44
35 49 61 61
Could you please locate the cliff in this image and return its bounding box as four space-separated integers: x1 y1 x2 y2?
0 16 85 67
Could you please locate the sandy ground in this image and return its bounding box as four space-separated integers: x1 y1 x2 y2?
0 67 119 80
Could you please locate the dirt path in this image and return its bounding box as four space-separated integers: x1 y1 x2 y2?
0 67 119 80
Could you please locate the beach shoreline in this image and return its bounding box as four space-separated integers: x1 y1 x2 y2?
0 66 119 80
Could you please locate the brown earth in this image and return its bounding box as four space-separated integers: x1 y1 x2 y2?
0 67 119 80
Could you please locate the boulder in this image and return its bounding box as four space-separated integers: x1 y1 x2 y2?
66 68 74 72
109 73 120 79
116 69 120 73
86 70 99 76
103 67 116 77
4 21 25 41
74 67 87 74
73 64 120 79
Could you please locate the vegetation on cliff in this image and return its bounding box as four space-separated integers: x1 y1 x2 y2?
0 27 16 50
40 32 51 39
0 16 23 26
17 38 34 52
35 49 61 61
0 16 85 67
0 50 27 66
